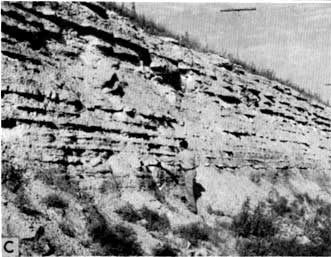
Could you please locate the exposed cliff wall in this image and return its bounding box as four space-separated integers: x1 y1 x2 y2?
2 2 330 255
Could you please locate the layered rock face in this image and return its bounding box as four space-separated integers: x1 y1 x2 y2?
2 2 331 255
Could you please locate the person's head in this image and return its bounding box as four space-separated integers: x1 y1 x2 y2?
179 139 188 149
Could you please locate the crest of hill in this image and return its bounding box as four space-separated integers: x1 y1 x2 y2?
101 2 329 106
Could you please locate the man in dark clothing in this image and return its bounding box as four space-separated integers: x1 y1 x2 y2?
175 139 199 214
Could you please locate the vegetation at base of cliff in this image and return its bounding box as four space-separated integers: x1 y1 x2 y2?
232 197 331 256
115 203 171 233
90 222 144 256
87 206 144 255
102 2 329 106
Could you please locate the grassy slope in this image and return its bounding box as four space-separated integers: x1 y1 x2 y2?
101 2 329 106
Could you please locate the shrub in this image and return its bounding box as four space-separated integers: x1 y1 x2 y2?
175 222 211 246
115 203 141 223
86 205 143 255
152 243 178 256
90 222 143 255
232 199 275 238
233 197 331 256
42 193 68 209
139 206 171 232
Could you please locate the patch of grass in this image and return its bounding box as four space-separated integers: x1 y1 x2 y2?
101 2 202 50
226 54 329 106
42 193 68 209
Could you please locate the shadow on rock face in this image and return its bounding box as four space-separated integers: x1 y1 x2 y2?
193 181 205 201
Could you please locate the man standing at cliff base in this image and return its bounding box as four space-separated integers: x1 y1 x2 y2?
176 139 199 214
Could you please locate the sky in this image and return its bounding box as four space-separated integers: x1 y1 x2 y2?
135 3 331 103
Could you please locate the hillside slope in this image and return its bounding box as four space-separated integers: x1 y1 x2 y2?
2 2 331 256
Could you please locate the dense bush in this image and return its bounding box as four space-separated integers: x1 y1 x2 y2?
232 197 331 256
90 220 143 255
232 199 275 238
85 205 144 255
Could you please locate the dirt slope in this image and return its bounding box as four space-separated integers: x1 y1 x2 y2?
1 2 331 256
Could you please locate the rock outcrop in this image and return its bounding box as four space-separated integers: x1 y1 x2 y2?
2 2 331 256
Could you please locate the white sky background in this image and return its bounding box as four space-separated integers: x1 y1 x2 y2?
135 3 331 103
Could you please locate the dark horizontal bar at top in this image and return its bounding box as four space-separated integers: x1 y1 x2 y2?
220 8 257 12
